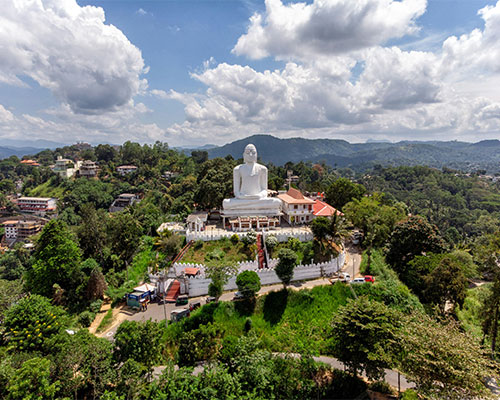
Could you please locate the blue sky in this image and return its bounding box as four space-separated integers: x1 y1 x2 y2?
1 0 500 146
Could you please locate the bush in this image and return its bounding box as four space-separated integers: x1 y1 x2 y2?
230 234 240 244
401 389 419 400
369 380 393 394
90 299 103 314
194 240 204 250
79 311 95 327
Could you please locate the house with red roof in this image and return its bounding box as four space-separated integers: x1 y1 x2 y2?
277 187 315 225
312 199 343 219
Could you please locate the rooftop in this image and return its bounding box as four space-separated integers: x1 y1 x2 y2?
278 188 315 205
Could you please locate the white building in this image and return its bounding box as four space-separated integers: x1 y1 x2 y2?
52 156 80 178
278 188 315 225
117 165 138 176
2 220 18 239
17 197 57 216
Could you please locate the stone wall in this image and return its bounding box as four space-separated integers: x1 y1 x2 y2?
185 251 345 297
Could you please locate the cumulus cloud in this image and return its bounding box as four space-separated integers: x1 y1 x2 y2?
0 102 168 144
233 0 427 60
0 0 147 114
165 0 500 144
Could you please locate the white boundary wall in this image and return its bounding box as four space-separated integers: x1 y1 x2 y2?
185 251 345 297
186 229 313 243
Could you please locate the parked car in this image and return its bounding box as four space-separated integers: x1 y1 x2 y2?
364 275 375 283
233 291 244 300
206 296 217 303
189 301 201 311
170 308 190 322
351 277 366 284
339 272 350 282
176 295 189 306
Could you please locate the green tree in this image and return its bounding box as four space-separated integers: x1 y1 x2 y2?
7 357 59 400
423 256 468 313
3 294 65 352
86 265 107 301
106 211 142 267
194 158 234 210
397 312 495 399
26 220 83 302
386 216 446 276
344 194 406 249
77 204 107 260
275 248 297 288
206 262 236 301
0 279 23 315
114 320 164 372
236 271 261 299
329 297 398 380
325 178 366 211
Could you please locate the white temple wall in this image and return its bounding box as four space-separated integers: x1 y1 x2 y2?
184 252 345 297
185 229 313 243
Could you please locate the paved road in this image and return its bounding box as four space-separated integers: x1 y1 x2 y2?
152 353 414 391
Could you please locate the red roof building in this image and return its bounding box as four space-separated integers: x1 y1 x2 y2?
278 188 315 225
312 199 343 218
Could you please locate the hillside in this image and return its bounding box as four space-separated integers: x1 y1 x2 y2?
205 135 500 172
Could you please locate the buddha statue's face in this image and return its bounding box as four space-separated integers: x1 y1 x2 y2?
243 144 257 163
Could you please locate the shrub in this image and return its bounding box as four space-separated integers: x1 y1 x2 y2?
194 240 204 250
90 299 103 314
230 234 240 244
369 380 393 394
79 310 95 327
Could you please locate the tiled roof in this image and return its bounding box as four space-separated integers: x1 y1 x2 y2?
278 188 315 204
313 199 343 217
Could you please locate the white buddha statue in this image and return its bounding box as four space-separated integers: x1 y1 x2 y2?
222 144 282 214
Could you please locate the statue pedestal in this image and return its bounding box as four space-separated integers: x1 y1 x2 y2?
221 198 282 231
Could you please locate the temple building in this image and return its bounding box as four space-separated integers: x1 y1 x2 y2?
278 188 315 225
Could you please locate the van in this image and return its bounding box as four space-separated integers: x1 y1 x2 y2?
171 308 190 322
176 295 189 306
340 273 350 282
351 277 366 284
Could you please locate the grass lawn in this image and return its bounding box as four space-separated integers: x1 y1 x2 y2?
27 180 65 199
181 238 256 264
165 283 354 356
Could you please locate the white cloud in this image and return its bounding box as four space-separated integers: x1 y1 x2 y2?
0 0 147 114
0 102 168 145
165 0 500 145
233 0 427 60
137 8 147 15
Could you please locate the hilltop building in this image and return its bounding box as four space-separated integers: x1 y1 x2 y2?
117 165 138 176
16 197 57 216
278 187 315 225
109 193 141 212
79 160 99 178
52 156 80 178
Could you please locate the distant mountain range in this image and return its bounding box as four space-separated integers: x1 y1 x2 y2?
204 135 500 172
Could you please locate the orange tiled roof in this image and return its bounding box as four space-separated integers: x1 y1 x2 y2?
278 188 315 205
313 199 343 217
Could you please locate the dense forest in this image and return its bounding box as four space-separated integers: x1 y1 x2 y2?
0 141 499 399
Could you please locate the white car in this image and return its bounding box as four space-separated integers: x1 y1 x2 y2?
351 277 366 284
340 273 351 282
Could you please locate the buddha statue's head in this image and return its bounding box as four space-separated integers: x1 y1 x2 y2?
243 144 257 164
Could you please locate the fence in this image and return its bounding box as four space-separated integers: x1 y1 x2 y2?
185 229 313 243
185 251 346 297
